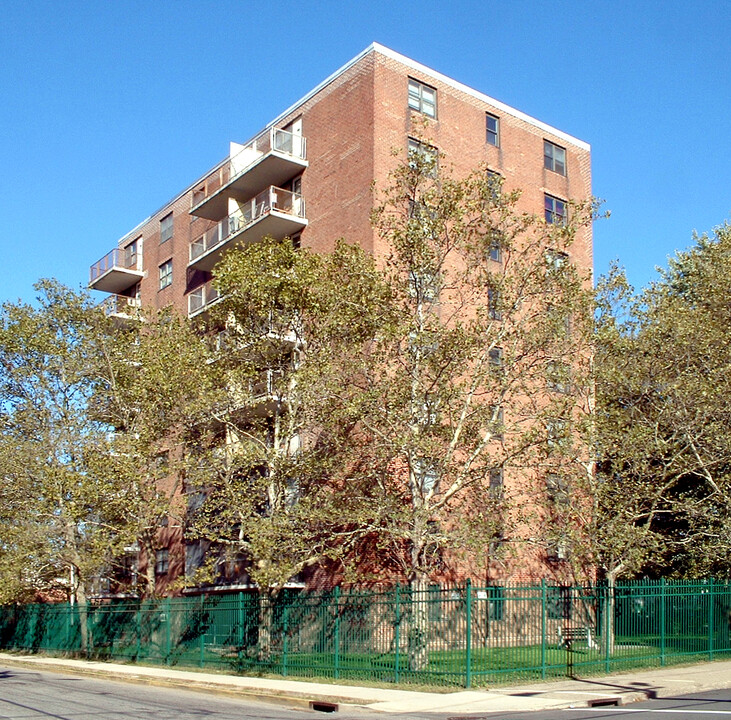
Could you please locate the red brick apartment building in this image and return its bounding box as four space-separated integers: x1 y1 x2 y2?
89 43 592 595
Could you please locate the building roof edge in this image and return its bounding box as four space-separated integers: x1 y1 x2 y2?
370 43 590 151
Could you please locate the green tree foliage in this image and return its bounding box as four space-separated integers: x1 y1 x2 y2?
592 223 731 583
0 281 134 604
94 308 214 596
322 145 593 667
184 238 390 596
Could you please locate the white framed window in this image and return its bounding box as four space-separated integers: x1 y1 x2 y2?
408 137 438 177
490 406 504 441
155 548 169 575
160 212 174 243
414 458 439 494
124 238 140 269
486 113 500 146
544 194 567 225
488 285 502 320
408 78 437 118
544 140 566 176
489 467 503 496
159 259 173 290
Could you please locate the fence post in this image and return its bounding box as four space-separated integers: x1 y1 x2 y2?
333 586 341 680
237 591 244 667
540 579 547 680
604 583 610 674
465 579 473 689
708 578 714 660
660 578 666 666
165 597 171 666
135 602 141 661
394 584 401 684
282 599 289 677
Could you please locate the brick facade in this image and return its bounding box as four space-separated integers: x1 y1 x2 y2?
89 43 592 594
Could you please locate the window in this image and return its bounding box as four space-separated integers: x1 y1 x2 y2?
544 140 566 176
489 467 503 497
487 228 504 262
160 212 174 243
547 360 571 394
488 286 502 320
546 474 569 505
486 585 505 620
546 585 572 618
124 238 139 269
409 267 440 303
486 170 502 201
546 248 569 270
486 113 500 146
155 548 169 575
414 458 439 494
159 259 173 290
408 78 437 118
490 406 504 441
544 194 567 225
546 418 567 451
408 137 438 177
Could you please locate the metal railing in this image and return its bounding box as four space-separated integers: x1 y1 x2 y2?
100 294 142 318
90 247 142 284
1 579 729 687
190 187 305 263
192 128 306 208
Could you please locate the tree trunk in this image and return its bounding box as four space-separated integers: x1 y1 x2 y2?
140 532 157 598
75 576 90 657
602 571 617 657
408 572 429 671
258 589 274 662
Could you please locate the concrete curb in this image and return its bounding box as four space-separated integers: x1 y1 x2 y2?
2 653 731 715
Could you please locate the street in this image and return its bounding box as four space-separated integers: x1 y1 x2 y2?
0 665 350 720
485 690 731 720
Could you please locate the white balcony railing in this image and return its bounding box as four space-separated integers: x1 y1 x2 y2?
90 246 142 283
100 294 142 319
189 186 305 265
191 128 306 210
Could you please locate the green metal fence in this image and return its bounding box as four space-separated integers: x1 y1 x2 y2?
1 579 729 687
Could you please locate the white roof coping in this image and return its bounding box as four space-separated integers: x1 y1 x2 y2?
264 42 590 151
112 43 589 248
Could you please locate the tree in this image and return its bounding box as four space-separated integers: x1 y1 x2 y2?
182 237 390 653
314 144 595 667
591 224 731 586
0 281 135 607
93 308 215 597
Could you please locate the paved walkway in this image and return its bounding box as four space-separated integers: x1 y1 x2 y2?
1 652 730 714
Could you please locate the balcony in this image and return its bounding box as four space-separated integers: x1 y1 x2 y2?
90 248 144 293
188 186 307 272
100 294 142 322
227 369 287 418
188 280 221 318
190 127 307 221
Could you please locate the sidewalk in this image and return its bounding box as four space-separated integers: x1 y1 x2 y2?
1 652 730 714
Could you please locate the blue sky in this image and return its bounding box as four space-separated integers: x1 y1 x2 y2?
1 0 729 303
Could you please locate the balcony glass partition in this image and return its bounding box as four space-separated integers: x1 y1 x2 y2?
90 247 142 284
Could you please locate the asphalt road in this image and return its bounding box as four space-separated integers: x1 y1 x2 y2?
0 665 359 720
484 689 731 720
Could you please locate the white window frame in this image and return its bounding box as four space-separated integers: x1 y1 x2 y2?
408 78 437 118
